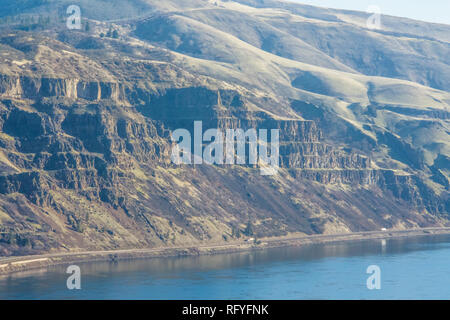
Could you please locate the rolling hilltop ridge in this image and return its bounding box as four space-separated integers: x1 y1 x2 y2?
0 0 448 256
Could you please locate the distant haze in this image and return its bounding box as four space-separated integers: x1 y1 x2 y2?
294 0 450 25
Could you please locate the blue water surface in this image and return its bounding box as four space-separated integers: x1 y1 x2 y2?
1 234 449 300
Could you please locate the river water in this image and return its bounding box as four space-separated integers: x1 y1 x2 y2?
1 234 449 300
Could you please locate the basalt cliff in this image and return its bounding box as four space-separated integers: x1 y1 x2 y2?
0 0 449 256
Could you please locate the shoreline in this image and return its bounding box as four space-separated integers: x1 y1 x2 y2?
1 227 450 276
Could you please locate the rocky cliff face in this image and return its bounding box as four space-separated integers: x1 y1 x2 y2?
0 0 448 256
0 81 447 256
0 75 126 101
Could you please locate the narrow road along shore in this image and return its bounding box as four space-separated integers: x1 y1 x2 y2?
1 227 450 276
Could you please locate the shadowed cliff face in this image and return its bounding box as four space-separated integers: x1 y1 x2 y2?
0 0 449 256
